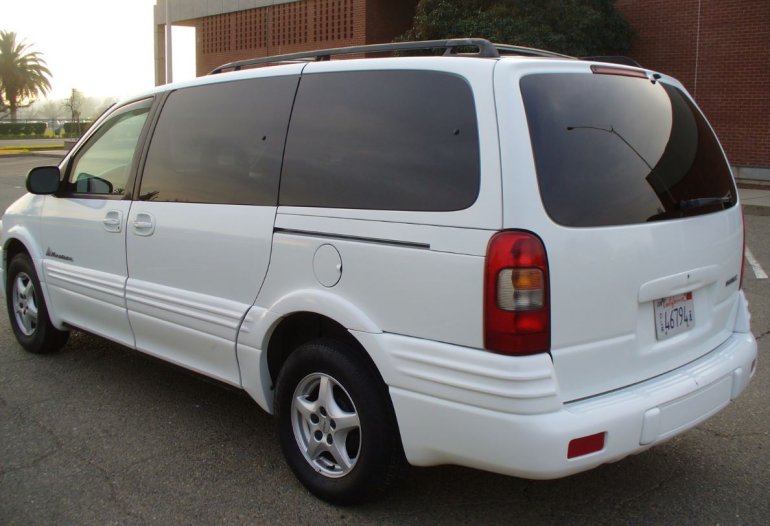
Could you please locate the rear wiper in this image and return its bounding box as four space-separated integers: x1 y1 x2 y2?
678 196 733 211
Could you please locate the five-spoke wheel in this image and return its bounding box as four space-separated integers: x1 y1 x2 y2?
5 253 69 353
12 272 39 336
292 372 361 478
276 339 402 504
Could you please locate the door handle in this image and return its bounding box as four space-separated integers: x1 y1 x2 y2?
103 210 122 233
132 212 155 236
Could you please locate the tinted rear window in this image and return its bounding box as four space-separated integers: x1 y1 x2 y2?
520 73 736 227
280 70 480 211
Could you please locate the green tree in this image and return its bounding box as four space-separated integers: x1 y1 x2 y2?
0 31 52 122
400 0 634 57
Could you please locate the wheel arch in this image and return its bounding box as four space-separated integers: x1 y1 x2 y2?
237 289 385 414
2 231 65 329
265 312 366 388
4 237 31 267
3 228 44 267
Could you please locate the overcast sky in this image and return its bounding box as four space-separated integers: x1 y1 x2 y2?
2 0 195 101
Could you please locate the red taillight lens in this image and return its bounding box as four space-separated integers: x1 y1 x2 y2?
484 231 550 355
740 209 746 289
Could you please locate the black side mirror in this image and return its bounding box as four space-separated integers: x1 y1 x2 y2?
26 166 61 195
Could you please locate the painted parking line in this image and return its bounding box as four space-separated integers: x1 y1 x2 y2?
745 247 768 279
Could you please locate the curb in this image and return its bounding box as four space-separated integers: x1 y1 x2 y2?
0 151 66 159
737 182 770 191
744 205 770 217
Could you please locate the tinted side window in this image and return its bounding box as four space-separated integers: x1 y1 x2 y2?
66 100 151 196
139 76 298 205
280 70 480 211
520 73 736 227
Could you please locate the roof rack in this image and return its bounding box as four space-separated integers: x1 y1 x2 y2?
208 38 570 74
495 44 573 60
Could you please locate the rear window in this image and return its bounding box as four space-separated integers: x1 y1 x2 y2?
520 72 736 227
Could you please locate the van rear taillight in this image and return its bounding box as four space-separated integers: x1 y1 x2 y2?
740 209 746 289
484 231 550 355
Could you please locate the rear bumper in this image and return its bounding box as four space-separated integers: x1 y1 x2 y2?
362 329 756 479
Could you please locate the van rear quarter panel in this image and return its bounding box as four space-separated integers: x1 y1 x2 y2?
253 58 505 350
258 217 491 349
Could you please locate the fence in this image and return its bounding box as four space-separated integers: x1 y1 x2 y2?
0 120 93 138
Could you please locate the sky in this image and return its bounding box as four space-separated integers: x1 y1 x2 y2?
2 0 195 102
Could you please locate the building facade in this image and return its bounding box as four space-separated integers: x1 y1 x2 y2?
153 0 417 79
617 0 769 179
155 0 769 179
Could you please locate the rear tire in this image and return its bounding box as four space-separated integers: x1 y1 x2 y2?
275 338 402 504
5 253 69 353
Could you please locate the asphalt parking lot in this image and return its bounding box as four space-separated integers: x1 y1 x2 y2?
1 156 768 524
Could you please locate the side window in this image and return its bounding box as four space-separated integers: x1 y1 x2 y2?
138 76 298 205
66 100 151 196
280 70 480 211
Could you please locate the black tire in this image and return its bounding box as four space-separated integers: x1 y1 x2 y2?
5 253 69 353
275 338 403 504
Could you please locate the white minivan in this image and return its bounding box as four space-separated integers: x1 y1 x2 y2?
0 39 757 504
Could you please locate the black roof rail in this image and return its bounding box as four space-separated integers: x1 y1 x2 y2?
495 44 573 60
209 38 572 74
581 56 642 68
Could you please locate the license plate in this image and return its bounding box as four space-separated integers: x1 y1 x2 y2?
654 292 695 340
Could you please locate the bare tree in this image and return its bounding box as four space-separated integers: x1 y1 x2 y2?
62 88 83 136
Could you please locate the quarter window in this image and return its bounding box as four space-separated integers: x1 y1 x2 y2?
280 70 481 211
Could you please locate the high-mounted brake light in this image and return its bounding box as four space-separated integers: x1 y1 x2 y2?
484 231 550 355
590 65 648 79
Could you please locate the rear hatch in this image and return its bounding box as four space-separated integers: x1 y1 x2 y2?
501 62 744 401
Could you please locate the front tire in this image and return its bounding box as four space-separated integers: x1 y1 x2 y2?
275 339 402 504
5 253 69 353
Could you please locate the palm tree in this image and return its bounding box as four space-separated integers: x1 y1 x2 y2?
0 31 52 122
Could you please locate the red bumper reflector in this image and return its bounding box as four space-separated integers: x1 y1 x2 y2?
568 432 606 459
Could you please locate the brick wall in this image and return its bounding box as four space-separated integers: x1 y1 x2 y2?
617 0 770 168
365 0 416 45
193 0 417 75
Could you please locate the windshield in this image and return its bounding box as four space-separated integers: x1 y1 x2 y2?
520 72 736 227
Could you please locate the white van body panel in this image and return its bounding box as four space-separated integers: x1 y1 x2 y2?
40 197 135 347
125 202 277 386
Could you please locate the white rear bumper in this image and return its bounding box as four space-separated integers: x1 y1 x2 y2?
356 305 757 479
389 331 756 479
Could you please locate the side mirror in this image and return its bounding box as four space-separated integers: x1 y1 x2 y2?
26 166 61 195
74 173 113 194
